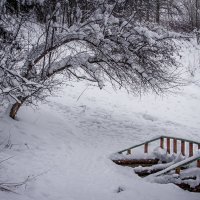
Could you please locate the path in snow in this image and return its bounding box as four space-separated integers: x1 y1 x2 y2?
0 80 200 200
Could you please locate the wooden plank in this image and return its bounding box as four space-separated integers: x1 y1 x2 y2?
160 137 164 149
112 159 159 166
176 183 200 192
189 142 193 157
197 160 200 168
167 138 170 154
181 140 185 156
173 139 177 154
144 143 148 153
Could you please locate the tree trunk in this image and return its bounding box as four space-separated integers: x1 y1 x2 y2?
9 102 22 119
9 96 27 119
146 0 150 22
196 0 199 29
156 0 160 24
196 0 200 44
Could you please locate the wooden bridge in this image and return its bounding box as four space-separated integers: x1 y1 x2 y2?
111 136 200 192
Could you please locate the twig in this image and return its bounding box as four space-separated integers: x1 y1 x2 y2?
0 156 15 165
76 85 90 102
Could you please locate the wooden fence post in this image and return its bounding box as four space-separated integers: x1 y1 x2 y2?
167 138 170 154
175 167 181 174
197 145 200 167
144 143 148 153
173 139 177 154
181 140 185 156
160 137 164 149
127 149 131 155
189 142 193 157
197 159 200 168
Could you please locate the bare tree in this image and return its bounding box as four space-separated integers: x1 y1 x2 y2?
0 0 184 119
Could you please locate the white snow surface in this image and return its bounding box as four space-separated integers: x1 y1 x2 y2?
0 41 200 199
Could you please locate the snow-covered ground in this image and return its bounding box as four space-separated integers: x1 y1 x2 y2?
0 41 200 200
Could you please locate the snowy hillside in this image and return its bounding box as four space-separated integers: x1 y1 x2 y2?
0 41 200 200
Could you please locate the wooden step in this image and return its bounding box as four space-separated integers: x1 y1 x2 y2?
113 158 159 167
112 136 200 192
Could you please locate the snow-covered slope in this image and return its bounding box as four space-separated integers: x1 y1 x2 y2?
0 41 200 200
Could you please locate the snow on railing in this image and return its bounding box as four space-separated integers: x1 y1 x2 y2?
147 153 200 178
117 136 200 167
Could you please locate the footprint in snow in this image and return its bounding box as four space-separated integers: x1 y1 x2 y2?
142 114 158 122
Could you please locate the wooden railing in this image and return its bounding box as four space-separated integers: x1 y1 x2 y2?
117 136 200 167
